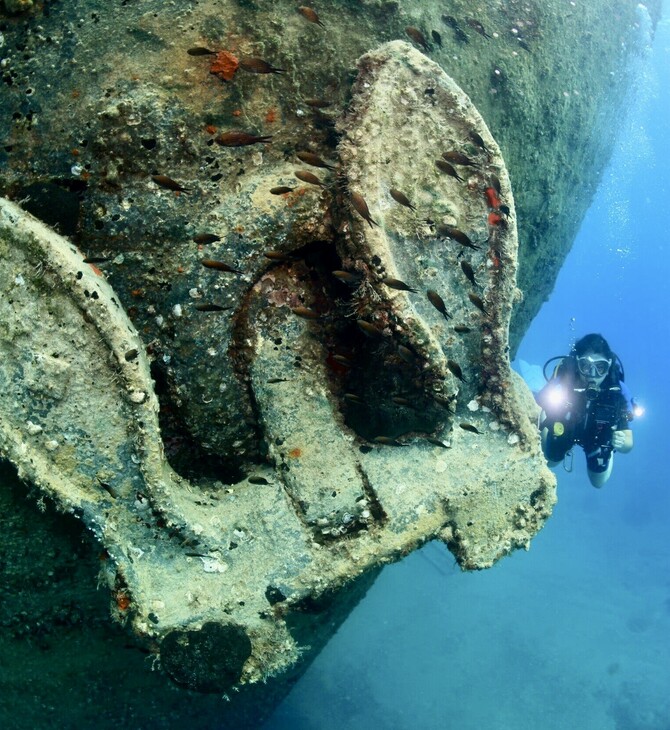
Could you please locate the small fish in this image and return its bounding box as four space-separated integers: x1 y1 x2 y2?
442 150 476 167
397 345 416 364
405 26 430 51
454 26 469 43
239 57 285 74
332 354 353 367
304 98 331 108
151 174 190 193
392 396 415 408
442 15 469 43
311 108 336 130
270 186 294 195
435 159 464 182
460 260 477 287
267 378 290 384
468 292 488 314
427 290 452 320
425 436 450 449
264 250 296 261
357 320 384 338
431 30 442 47
292 306 320 320
247 475 271 485
298 6 325 27
332 270 363 284
350 192 378 227
436 224 480 250
466 18 491 39
489 174 502 195
433 393 454 410
389 188 416 211
468 130 488 153
454 325 472 334
344 392 363 404
382 277 418 293
200 259 242 274
459 422 482 434
82 256 109 264
215 131 273 146
97 478 118 499
194 303 230 312
447 359 467 382
295 170 325 187
373 436 406 447
192 233 221 244
187 46 217 56
296 151 335 170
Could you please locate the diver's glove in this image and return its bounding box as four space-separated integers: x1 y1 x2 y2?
612 431 627 450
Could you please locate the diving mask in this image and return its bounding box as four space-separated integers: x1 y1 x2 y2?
576 355 611 378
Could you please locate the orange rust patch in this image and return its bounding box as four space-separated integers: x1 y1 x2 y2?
232 109 242 117
205 124 218 135
484 187 501 209
265 107 277 124
286 188 307 207
131 289 143 297
210 50 239 81
88 263 103 276
115 592 130 611
288 448 302 459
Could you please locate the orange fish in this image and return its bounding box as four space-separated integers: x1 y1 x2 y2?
298 6 325 27
216 131 272 146
151 175 190 193
201 259 242 274
405 26 430 51
350 192 378 227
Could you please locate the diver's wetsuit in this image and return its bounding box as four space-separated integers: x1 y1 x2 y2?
537 359 631 473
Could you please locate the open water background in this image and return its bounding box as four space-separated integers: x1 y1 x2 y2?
263 6 670 730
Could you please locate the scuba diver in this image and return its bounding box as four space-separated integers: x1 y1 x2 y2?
536 333 638 488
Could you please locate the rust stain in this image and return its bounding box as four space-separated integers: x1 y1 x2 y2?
209 50 239 81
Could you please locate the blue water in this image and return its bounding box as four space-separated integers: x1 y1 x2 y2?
264 9 670 730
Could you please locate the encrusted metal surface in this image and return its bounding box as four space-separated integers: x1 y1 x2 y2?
0 43 555 692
